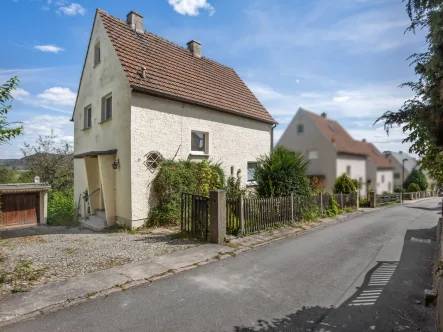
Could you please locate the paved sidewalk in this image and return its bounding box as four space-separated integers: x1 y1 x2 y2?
0 244 234 326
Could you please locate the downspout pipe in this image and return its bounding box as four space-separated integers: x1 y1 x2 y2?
271 123 277 152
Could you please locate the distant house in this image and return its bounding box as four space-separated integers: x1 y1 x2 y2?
278 108 394 195
357 141 394 193
72 9 276 229
384 151 436 190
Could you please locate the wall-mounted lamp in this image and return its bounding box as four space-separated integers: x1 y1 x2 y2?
112 159 120 170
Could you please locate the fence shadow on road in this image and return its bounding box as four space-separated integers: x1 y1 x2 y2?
404 205 441 214
232 227 437 332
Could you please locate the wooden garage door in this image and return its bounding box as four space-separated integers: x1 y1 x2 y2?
1 193 38 228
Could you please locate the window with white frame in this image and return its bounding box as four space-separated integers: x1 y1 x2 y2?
94 43 101 66
191 131 208 153
84 105 92 129
247 162 257 182
101 93 112 121
307 150 319 160
346 165 351 176
381 175 385 183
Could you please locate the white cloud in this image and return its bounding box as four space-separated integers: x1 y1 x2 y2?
57 3 86 16
11 88 30 100
22 115 71 136
247 82 283 101
296 80 300 83
168 0 215 16
37 87 76 106
333 96 350 102
35 45 64 53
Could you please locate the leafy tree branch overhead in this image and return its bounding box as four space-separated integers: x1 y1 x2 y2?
0 77 23 144
376 0 443 185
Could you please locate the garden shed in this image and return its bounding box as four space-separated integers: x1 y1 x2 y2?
0 184 51 229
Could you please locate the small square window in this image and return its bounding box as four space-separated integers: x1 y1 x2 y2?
94 43 101 66
381 175 385 183
101 94 112 121
297 124 304 134
307 150 319 160
191 131 207 153
84 105 92 129
394 173 400 179
247 162 257 182
346 165 351 176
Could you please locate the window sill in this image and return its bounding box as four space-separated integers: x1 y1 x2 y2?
189 152 210 157
93 62 101 68
81 127 92 131
246 181 258 187
99 118 112 124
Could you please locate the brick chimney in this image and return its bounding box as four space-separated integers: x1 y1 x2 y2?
321 112 327 118
127 11 144 34
187 40 201 58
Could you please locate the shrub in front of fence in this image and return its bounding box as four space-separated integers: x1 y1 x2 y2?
148 160 224 226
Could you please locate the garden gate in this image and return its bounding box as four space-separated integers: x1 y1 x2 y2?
180 193 209 240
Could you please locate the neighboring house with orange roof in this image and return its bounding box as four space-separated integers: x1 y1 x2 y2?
278 108 394 196
72 9 276 229
357 141 394 193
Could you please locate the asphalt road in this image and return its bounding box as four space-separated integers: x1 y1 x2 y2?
4 198 440 332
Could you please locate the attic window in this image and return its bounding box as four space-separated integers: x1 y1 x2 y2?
297 124 304 134
144 151 163 173
94 43 101 66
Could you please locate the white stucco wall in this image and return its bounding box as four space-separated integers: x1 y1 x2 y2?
130 93 272 227
376 170 394 194
278 110 337 191
73 13 132 222
336 155 367 196
385 155 406 188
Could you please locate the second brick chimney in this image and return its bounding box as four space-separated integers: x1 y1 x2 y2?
127 11 144 34
187 40 201 58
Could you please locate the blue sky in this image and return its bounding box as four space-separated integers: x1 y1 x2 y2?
1 0 425 159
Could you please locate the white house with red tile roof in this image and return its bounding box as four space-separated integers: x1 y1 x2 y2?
278 108 394 196
72 9 276 229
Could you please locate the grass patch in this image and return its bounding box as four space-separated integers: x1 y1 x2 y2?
0 260 48 293
61 247 76 255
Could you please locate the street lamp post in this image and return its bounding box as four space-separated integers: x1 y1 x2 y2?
402 158 408 202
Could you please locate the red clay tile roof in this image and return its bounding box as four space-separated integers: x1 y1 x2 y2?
302 108 394 168
98 10 276 124
357 142 394 169
302 109 367 157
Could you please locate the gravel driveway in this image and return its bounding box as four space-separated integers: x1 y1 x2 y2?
0 226 198 294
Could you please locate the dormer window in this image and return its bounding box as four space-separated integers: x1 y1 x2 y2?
94 43 101 66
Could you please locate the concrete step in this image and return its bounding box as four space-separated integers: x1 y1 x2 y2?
94 210 106 219
81 215 107 232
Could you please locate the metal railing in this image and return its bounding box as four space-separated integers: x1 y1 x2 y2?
83 188 100 220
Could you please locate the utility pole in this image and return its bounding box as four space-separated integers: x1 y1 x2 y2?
402 158 408 202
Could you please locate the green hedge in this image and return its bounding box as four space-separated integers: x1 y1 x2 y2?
148 160 224 226
47 189 77 226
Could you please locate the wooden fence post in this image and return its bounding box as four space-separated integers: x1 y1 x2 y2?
340 193 344 210
320 192 323 215
291 193 294 222
356 192 359 210
240 195 245 235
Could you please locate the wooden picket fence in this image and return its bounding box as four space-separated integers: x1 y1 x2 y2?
376 193 401 206
226 193 358 235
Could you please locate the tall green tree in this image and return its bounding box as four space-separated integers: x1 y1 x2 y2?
21 132 74 192
376 0 443 185
404 168 429 190
0 77 23 144
254 146 312 197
